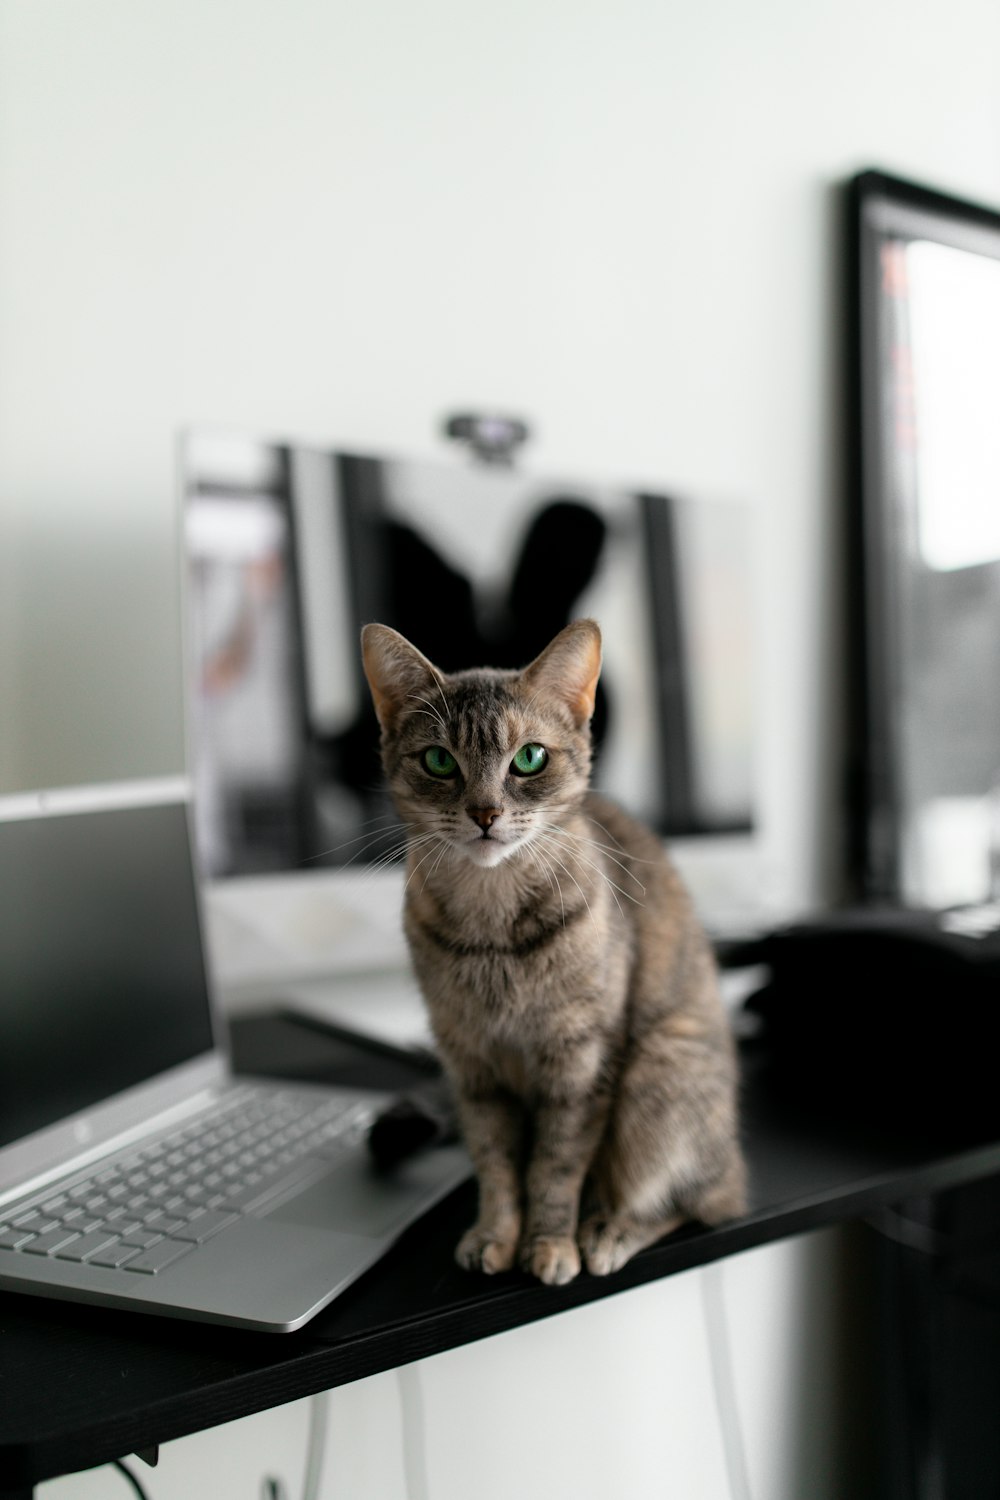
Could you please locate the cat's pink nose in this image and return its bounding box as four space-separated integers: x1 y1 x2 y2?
467 805 502 831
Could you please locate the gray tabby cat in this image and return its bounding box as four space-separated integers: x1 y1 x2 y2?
361 618 746 1285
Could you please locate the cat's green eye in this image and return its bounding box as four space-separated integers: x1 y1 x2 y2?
511 743 548 776
422 745 458 778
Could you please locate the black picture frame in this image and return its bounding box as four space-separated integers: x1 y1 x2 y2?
847 168 1000 904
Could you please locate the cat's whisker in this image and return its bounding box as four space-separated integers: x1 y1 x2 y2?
527 840 567 927
308 828 410 876
398 830 442 856
406 694 449 738
558 857 643 913
360 825 436 864
585 816 660 867
403 835 450 895
409 709 445 731
360 839 420 876
584 815 628 853
429 675 452 731
518 685 550 722
545 820 643 884
533 833 597 930
341 830 422 871
358 831 439 881
299 814 401 865
544 832 625 920
541 825 641 915
576 833 655 871
548 824 646 894
426 837 453 883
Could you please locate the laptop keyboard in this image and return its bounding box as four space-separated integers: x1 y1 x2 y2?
0 1086 373 1277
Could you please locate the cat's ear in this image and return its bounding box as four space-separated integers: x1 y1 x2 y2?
361 624 445 732
522 618 602 727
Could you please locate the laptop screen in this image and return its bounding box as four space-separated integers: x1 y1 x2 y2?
0 786 217 1149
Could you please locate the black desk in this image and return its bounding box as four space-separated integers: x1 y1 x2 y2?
3 1015 1000 1498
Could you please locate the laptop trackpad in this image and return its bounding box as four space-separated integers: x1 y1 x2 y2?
263 1157 415 1239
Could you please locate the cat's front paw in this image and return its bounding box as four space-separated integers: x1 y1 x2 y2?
520 1235 581 1286
579 1211 685 1275
578 1216 634 1276
455 1225 519 1275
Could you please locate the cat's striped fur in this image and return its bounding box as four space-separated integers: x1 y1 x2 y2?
362 618 746 1284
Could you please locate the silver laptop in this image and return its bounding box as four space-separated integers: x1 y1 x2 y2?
0 777 468 1332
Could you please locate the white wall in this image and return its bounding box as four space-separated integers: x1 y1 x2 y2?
4 0 1000 906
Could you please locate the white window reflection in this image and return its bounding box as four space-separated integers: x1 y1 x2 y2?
908 239 1000 572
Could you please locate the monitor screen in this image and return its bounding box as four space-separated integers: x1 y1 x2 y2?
182 434 756 880
0 789 216 1148
851 171 1000 907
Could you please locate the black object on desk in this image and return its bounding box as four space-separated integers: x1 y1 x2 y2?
3 1014 1000 1498
743 910 1000 1498
743 908 1000 1140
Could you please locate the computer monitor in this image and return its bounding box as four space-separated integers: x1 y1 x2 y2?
180 431 758 990
850 170 1000 908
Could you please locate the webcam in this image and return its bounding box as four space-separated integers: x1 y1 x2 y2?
443 412 531 466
